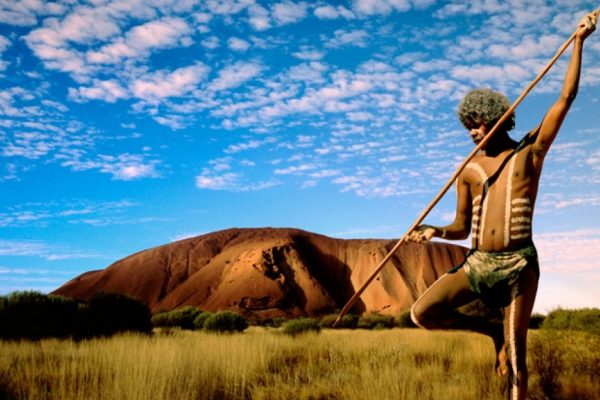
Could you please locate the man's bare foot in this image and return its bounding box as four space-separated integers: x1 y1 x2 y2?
494 336 509 376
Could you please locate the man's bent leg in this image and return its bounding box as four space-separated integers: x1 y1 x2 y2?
504 266 538 400
410 269 501 337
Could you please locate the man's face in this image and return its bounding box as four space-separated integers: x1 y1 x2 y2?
469 124 489 145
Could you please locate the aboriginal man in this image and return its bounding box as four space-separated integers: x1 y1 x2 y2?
408 13 596 400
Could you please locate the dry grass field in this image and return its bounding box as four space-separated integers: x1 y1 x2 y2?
1 328 598 400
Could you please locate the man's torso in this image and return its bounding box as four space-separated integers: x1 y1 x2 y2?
463 137 542 252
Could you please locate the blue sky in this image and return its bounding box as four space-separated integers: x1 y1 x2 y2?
1 0 599 313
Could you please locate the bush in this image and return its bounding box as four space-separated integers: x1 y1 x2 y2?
0 291 152 340
151 306 201 330
0 291 80 340
357 314 396 330
397 310 417 328
85 293 152 337
193 311 213 330
281 318 321 337
542 308 600 335
320 314 358 329
529 313 545 329
203 311 248 333
250 316 287 328
530 332 564 398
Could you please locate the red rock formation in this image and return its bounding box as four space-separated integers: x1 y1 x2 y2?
53 228 468 317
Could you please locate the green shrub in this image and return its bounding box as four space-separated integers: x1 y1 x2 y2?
0 291 152 340
530 332 563 398
396 310 417 328
85 293 152 337
320 314 358 329
251 316 287 328
193 311 213 330
281 318 321 337
203 311 248 333
151 306 201 330
529 313 545 329
0 291 80 340
542 308 600 335
357 314 396 330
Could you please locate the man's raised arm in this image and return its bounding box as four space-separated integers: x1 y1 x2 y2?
531 13 597 161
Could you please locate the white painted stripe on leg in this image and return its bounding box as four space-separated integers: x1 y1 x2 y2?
509 283 519 400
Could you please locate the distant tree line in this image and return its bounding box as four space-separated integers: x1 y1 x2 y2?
3 291 598 340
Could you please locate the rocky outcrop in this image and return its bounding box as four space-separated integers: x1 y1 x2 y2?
53 227 468 317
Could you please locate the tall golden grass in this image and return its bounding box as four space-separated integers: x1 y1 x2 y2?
1 328 598 400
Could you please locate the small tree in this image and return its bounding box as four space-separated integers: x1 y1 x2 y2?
85 293 152 337
203 311 248 333
282 318 321 337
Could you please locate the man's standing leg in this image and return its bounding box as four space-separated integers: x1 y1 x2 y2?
504 266 538 400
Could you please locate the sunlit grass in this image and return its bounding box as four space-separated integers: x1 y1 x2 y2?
1 328 598 400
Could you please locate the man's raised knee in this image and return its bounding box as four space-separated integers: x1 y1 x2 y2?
410 302 430 329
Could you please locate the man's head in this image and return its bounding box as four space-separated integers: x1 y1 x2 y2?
457 88 515 133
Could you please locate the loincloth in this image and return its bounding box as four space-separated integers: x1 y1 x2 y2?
449 244 539 308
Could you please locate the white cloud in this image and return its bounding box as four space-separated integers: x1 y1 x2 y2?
208 61 263 92
61 153 161 180
314 5 355 19
325 29 370 48
272 1 308 26
131 63 210 101
86 17 192 64
68 79 128 103
435 0 505 17
196 171 240 190
274 163 318 175
0 239 49 257
201 36 220 49
292 46 325 61
153 114 190 130
352 0 411 16
247 4 272 30
0 0 66 26
196 156 279 191
488 34 562 60
227 36 251 52
0 239 94 260
554 195 600 210
224 137 277 154
0 35 10 71
204 0 254 15
2 131 54 159
451 63 530 87
536 229 600 273
0 35 11 50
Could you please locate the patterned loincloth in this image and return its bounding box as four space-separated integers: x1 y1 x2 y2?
449 244 539 308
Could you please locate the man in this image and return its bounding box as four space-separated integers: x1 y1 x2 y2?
408 13 596 400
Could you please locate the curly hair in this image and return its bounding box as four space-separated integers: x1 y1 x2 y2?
457 88 515 132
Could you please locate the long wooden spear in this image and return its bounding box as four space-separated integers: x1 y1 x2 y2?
332 10 599 328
